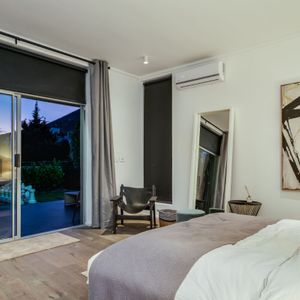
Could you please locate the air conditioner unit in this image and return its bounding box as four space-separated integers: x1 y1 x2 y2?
175 61 224 89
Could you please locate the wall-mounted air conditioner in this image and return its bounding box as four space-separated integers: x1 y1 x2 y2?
175 61 224 89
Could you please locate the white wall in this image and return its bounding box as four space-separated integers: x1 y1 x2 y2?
171 35 300 219
92 35 300 221
109 69 144 191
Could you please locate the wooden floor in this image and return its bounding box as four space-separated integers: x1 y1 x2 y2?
0 222 149 300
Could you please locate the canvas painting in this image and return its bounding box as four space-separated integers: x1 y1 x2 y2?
281 82 300 190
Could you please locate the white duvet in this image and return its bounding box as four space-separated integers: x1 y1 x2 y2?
175 219 300 300
86 250 103 284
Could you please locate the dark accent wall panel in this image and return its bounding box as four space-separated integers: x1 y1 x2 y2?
0 44 86 104
144 77 172 203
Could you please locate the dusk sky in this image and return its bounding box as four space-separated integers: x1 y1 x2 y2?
0 94 79 133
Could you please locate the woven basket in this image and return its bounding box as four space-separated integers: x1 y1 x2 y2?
158 209 177 227
159 219 176 227
228 200 262 216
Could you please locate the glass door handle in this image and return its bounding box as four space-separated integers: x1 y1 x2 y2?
14 154 21 168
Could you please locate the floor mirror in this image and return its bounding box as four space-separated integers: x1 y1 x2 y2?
188 109 234 213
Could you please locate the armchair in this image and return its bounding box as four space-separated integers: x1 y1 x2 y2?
111 185 157 234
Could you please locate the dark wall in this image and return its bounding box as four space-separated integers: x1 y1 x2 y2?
144 77 172 203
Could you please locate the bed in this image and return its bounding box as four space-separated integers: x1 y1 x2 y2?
88 213 279 300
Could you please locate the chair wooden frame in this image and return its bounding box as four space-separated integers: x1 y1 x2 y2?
111 186 157 234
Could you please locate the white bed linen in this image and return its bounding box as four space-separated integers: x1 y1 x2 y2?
87 250 103 284
175 219 300 300
260 248 300 300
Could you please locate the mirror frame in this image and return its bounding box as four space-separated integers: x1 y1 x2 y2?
188 108 235 211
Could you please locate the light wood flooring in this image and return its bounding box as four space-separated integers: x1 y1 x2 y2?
0 222 149 300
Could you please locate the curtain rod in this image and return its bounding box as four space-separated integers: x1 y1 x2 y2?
201 116 225 134
0 30 97 65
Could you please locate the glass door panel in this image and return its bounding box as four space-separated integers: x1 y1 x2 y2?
0 93 14 240
20 97 82 236
0 91 83 240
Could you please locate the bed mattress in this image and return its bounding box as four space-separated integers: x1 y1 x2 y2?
89 213 276 300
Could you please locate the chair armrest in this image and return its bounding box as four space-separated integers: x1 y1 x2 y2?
149 196 157 202
110 195 122 202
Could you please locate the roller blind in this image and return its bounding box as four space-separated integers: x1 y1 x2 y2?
144 77 172 203
0 44 86 104
200 125 222 155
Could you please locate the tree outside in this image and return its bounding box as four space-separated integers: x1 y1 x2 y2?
21 101 80 202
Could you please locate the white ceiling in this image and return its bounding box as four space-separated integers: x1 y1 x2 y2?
0 0 300 75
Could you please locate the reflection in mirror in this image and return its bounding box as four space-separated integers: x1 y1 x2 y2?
195 110 230 213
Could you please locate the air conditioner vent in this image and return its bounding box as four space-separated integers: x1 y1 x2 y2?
175 61 224 89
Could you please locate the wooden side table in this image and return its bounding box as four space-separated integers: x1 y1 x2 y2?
64 191 80 205
228 200 262 216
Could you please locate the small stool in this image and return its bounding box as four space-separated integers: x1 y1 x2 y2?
209 207 225 214
176 209 205 222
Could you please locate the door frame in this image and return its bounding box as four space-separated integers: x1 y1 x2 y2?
0 90 21 242
0 88 85 242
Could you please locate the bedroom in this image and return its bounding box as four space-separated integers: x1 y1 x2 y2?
0 0 299 299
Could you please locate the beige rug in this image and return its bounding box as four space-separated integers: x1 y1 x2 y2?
81 232 133 279
100 233 132 243
0 232 79 262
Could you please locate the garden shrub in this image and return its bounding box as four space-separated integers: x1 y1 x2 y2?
22 160 64 192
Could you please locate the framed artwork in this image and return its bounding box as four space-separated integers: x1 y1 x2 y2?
281 82 300 190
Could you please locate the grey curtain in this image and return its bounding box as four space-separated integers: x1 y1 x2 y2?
90 60 116 228
213 132 228 209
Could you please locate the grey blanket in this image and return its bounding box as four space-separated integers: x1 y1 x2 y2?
89 213 276 300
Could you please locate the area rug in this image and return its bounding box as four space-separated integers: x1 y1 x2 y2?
0 232 79 262
100 233 132 242
81 232 133 279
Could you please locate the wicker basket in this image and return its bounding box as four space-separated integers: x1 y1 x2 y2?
158 209 177 227
228 200 262 216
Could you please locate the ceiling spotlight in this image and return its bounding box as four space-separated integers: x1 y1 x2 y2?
143 56 149 65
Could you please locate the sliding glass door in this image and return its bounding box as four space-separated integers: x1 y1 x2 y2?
21 97 82 236
0 92 18 240
0 90 83 241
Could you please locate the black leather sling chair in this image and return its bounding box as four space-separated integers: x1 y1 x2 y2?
111 185 157 234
